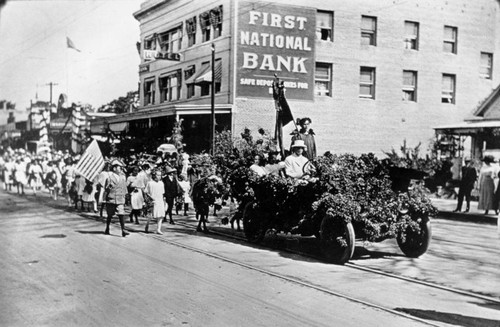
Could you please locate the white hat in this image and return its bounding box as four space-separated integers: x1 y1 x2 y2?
110 159 126 167
291 139 307 149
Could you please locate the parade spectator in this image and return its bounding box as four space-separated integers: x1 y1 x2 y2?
250 154 268 177
104 159 129 237
177 174 192 216
478 155 496 215
284 140 312 179
291 117 317 160
453 157 477 213
163 166 180 225
145 170 165 234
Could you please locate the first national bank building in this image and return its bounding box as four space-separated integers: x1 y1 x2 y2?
91 0 500 156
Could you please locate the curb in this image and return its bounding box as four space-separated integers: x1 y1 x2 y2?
437 210 498 225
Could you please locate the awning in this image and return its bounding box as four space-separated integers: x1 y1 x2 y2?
109 122 129 132
193 60 222 84
434 120 500 134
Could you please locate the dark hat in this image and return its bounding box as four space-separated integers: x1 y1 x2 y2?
482 155 494 164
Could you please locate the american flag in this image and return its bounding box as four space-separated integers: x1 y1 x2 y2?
75 140 105 181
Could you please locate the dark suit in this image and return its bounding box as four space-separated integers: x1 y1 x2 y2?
163 174 180 222
456 165 477 211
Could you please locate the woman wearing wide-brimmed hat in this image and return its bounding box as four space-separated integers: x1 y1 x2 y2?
478 155 496 215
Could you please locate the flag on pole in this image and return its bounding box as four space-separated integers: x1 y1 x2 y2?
272 75 295 158
75 140 105 182
66 37 81 52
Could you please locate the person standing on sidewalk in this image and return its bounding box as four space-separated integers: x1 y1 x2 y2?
478 155 496 215
104 159 129 237
453 157 477 213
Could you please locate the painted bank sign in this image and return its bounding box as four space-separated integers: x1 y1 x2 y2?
237 1 316 100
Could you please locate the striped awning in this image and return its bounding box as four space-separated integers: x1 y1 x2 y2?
194 60 222 84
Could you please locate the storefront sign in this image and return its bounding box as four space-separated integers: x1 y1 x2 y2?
236 1 315 100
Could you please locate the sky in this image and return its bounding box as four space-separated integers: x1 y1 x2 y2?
0 0 143 111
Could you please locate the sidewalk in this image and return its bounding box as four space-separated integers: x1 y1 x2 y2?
430 196 498 225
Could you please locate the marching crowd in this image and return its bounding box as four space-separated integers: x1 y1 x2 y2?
0 146 200 237
0 117 320 237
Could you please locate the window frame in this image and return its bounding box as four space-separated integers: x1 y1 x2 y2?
402 70 417 102
361 15 377 46
159 70 182 103
480 52 493 79
443 25 458 54
186 17 197 48
404 21 419 50
158 26 183 54
441 73 456 104
143 78 156 106
359 66 376 99
316 10 333 42
314 62 332 96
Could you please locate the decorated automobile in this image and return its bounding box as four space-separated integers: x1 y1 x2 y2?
228 153 436 264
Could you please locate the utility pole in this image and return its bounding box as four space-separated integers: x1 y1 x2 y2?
46 82 58 106
210 44 215 155
45 82 58 146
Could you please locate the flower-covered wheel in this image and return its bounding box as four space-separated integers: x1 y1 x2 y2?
319 216 355 264
397 217 432 258
243 202 267 243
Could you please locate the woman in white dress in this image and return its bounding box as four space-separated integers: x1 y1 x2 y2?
127 167 144 224
28 159 44 196
145 170 165 234
478 155 497 215
177 174 192 216
14 158 27 195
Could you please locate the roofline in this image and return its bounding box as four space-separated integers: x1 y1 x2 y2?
472 83 500 117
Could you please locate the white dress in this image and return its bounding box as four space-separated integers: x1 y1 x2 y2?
145 180 165 218
178 180 192 204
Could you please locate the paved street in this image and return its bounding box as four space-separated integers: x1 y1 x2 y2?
1 189 499 326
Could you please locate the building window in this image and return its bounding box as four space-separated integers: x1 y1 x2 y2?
199 5 223 42
402 70 417 101
184 65 196 99
159 25 183 54
404 21 419 50
186 17 197 47
480 52 493 79
443 25 457 54
144 37 154 50
316 11 333 41
159 70 181 103
359 67 375 99
314 63 331 96
199 59 222 96
144 79 155 105
361 15 377 46
442 74 456 104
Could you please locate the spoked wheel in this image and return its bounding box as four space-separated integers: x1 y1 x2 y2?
319 216 355 264
397 217 432 258
242 202 266 243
